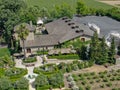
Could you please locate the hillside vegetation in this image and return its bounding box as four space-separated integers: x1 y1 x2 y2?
25 0 113 10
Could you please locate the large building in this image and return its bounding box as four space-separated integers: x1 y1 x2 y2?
14 17 95 53
14 16 120 54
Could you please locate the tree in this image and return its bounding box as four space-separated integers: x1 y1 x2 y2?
80 45 88 60
0 77 13 90
34 73 49 88
0 0 26 45
97 37 108 64
109 37 116 64
89 31 100 62
76 0 87 15
117 46 120 55
16 23 29 59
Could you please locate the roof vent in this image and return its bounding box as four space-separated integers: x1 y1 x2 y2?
76 29 84 33
71 26 75 29
65 19 71 23
75 26 79 28
68 22 75 25
62 17 68 20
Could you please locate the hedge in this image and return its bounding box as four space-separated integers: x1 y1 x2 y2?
48 54 79 60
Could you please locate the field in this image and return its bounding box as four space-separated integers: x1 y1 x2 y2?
98 0 120 7
25 0 113 10
68 69 120 90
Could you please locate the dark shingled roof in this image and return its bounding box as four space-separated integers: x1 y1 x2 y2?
20 17 94 48
73 16 120 36
45 17 94 43
20 34 61 48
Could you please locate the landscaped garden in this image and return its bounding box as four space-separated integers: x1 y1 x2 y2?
68 69 120 90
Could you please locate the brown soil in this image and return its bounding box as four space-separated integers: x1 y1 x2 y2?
98 0 120 7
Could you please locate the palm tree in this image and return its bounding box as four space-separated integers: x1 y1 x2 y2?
16 23 29 59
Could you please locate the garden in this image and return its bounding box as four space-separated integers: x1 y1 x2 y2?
4 67 27 81
33 60 94 89
67 69 120 90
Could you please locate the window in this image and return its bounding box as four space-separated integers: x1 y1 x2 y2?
27 48 31 53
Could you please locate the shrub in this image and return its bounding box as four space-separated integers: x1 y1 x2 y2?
86 85 91 90
89 80 94 84
72 74 79 81
100 84 105 88
5 68 27 80
67 75 74 82
72 85 79 90
90 72 95 76
103 77 109 82
106 82 112 87
110 77 116 81
36 85 50 90
23 57 37 63
96 79 101 83
79 86 84 90
66 64 72 73
72 64 79 71
81 80 87 85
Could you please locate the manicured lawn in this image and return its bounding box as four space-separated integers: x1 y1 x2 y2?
25 0 113 10
0 48 10 57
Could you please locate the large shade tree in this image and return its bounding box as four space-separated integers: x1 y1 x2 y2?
16 24 29 59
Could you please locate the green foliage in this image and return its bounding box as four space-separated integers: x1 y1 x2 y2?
0 77 13 90
109 37 116 64
34 73 49 88
14 77 29 90
0 55 14 68
97 37 108 65
79 45 88 60
0 48 10 57
34 63 60 77
76 0 88 15
0 0 26 46
5 68 27 80
48 54 79 60
25 0 113 10
23 57 37 63
48 72 64 88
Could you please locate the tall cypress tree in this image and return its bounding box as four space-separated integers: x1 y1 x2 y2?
109 37 116 64
97 37 108 64
117 46 120 55
89 31 100 62
80 45 87 60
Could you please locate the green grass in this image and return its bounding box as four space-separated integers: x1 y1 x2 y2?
25 0 113 10
0 48 10 57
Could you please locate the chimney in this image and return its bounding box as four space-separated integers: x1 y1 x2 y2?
30 21 33 27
